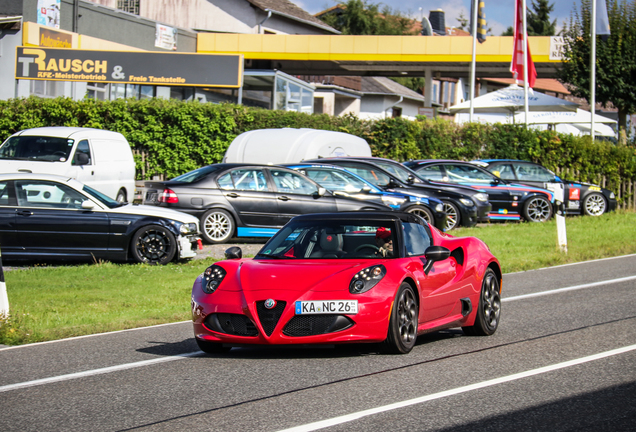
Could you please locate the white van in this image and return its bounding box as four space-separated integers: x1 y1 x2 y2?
223 128 372 164
0 127 135 202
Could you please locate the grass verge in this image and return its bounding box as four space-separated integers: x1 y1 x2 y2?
1 210 635 345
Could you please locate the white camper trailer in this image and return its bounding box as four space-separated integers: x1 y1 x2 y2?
223 128 372 164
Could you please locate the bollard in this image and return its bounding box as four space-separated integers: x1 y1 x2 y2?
0 247 8 318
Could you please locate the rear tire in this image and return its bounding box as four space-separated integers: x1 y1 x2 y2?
462 268 501 336
116 189 127 203
201 209 234 244
196 338 231 354
382 283 419 354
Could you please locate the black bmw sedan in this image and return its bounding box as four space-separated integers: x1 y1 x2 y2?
143 164 394 244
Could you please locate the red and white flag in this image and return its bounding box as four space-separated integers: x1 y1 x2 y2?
510 0 537 88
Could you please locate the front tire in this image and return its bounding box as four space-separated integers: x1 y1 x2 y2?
196 338 231 354
382 283 419 354
443 201 460 230
201 209 234 244
523 196 553 222
582 192 607 216
131 225 176 265
406 205 434 226
462 268 501 336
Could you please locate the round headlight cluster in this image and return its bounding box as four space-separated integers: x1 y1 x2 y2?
202 265 227 294
349 265 387 294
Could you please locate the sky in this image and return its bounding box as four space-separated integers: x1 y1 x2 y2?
289 0 582 36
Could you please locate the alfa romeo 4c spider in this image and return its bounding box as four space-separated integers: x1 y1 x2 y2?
191 211 502 354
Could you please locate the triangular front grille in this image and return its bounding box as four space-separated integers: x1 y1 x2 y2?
255 301 286 336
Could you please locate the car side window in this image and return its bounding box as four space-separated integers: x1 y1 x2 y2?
72 139 92 165
444 164 493 184
15 180 88 209
402 222 432 256
270 169 317 195
338 164 391 188
218 169 268 191
0 181 10 206
491 164 516 180
514 164 555 182
417 165 445 181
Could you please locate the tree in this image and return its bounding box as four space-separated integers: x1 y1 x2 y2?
559 0 636 138
527 0 557 36
500 0 556 36
456 12 469 31
318 0 417 35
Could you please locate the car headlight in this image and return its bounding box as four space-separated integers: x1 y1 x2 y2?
459 198 474 207
382 195 407 206
435 203 444 212
473 193 488 202
610 192 615 199
180 223 197 234
201 265 227 294
349 265 386 294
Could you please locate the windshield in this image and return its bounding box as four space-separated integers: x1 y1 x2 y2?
172 165 224 183
304 168 377 193
257 219 397 259
371 160 423 184
0 136 74 161
83 184 124 209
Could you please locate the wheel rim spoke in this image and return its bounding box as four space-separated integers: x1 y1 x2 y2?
137 230 171 262
397 290 417 343
482 275 501 329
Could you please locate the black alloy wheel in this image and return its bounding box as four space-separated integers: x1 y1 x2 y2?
131 225 177 265
523 196 553 222
383 283 419 354
583 192 607 216
462 268 501 336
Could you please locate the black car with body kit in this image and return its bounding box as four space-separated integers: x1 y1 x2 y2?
143 163 390 244
304 157 490 230
404 160 556 223
0 173 200 264
471 159 617 217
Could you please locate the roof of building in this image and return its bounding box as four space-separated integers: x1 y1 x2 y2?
361 76 425 102
481 77 571 95
247 0 338 33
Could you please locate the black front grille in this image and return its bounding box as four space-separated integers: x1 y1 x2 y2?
283 315 354 337
256 301 286 336
204 313 258 337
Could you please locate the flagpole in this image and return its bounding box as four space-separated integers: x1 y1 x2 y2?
522 0 529 125
591 0 597 139
469 0 478 122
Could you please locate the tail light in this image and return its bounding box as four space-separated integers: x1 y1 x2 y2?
159 188 179 204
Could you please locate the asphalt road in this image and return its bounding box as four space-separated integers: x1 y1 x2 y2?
1 254 635 432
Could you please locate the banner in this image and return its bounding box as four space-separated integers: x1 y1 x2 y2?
510 0 537 88
15 47 243 88
596 0 611 37
471 0 488 43
37 0 60 29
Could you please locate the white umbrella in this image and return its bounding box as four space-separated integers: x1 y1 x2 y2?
450 84 579 114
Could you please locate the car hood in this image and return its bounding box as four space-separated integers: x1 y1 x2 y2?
107 204 199 224
227 259 385 293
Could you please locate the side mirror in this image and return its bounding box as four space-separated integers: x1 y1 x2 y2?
81 200 95 210
74 153 89 166
407 175 415 184
225 246 242 259
314 187 326 197
423 245 451 275
361 185 372 193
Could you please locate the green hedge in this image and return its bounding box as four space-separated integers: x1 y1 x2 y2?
1 97 635 198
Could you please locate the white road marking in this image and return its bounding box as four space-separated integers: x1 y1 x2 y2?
502 275 636 302
504 253 636 274
0 351 201 393
277 344 636 432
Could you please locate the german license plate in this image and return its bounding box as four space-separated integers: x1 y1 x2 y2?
295 300 358 315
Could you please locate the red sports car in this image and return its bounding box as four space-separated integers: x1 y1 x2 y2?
191 212 502 354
